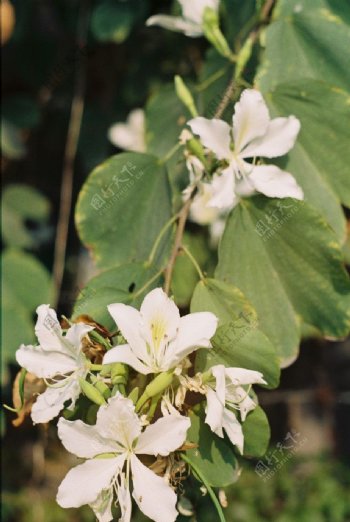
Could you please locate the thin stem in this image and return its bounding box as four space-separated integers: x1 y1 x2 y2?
147 213 179 266
181 244 205 281
213 78 236 119
132 267 165 300
160 142 181 165
181 453 226 522
163 191 195 295
195 65 230 93
52 1 90 306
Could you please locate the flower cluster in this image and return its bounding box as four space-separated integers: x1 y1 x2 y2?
15 288 266 521
183 88 303 239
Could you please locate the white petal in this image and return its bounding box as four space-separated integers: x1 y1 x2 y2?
31 378 81 424
248 164 304 200
57 456 124 508
96 394 141 450
116 474 132 522
190 183 223 225
233 90 270 153
140 288 180 348
187 117 231 160
131 455 178 522
207 166 236 210
108 109 145 153
146 15 202 36
237 392 258 422
57 418 121 458
224 367 266 386
205 388 224 437
107 304 150 364
65 323 93 352
90 488 114 522
34 304 64 351
240 116 300 159
135 414 190 456
222 408 244 454
16 344 78 378
103 344 152 375
179 0 218 24
164 312 218 368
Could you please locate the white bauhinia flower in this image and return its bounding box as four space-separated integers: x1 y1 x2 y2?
103 288 218 374
146 0 219 37
15 305 93 424
187 88 303 211
56 394 190 522
177 365 266 453
108 108 145 152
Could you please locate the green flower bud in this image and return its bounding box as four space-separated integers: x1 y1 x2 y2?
175 75 198 117
202 8 233 60
136 370 174 412
79 378 106 406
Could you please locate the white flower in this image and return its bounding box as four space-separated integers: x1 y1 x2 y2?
15 305 93 424
108 108 145 152
187 89 303 210
103 288 218 374
205 365 266 453
56 394 190 522
177 365 266 453
146 0 219 37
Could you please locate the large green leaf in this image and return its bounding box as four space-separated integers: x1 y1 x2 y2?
76 152 172 270
72 262 162 330
216 197 350 365
2 184 50 249
186 407 239 488
257 4 350 240
242 406 270 457
1 249 52 380
191 279 280 388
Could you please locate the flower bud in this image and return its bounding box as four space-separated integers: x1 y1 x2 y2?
79 378 106 406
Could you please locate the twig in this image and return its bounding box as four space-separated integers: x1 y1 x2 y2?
213 78 236 118
163 193 195 295
52 1 90 306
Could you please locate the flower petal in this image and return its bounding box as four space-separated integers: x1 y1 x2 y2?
96 394 141 450
240 116 300 159
31 378 81 424
135 414 190 456
65 323 94 353
116 473 132 522
164 312 218 368
205 388 224 437
140 288 180 346
57 455 124 508
233 90 269 153
35 304 64 351
57 418 121 459
190 183 223 225
103 344 152 375
16 344 78 378
248 164 304 200
107 304 150 364
224 367 266 386
207 166 236 210
188 117 231 160
179 0 218 24
146 15 202 36
131 455 178 522
222 408 244 454
237 392 258 422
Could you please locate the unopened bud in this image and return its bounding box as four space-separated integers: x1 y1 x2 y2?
79 378 106 406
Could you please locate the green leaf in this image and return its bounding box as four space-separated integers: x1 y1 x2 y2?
171 232 214 308
2 184 50 249
1 249 52 377
75 152 172 270
191 279 280 388
186 407 239 488
242 406 270 457
72 262 162 330
257 4 350 239
91 0 135 43
1 119 26 159
216 197 350 365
